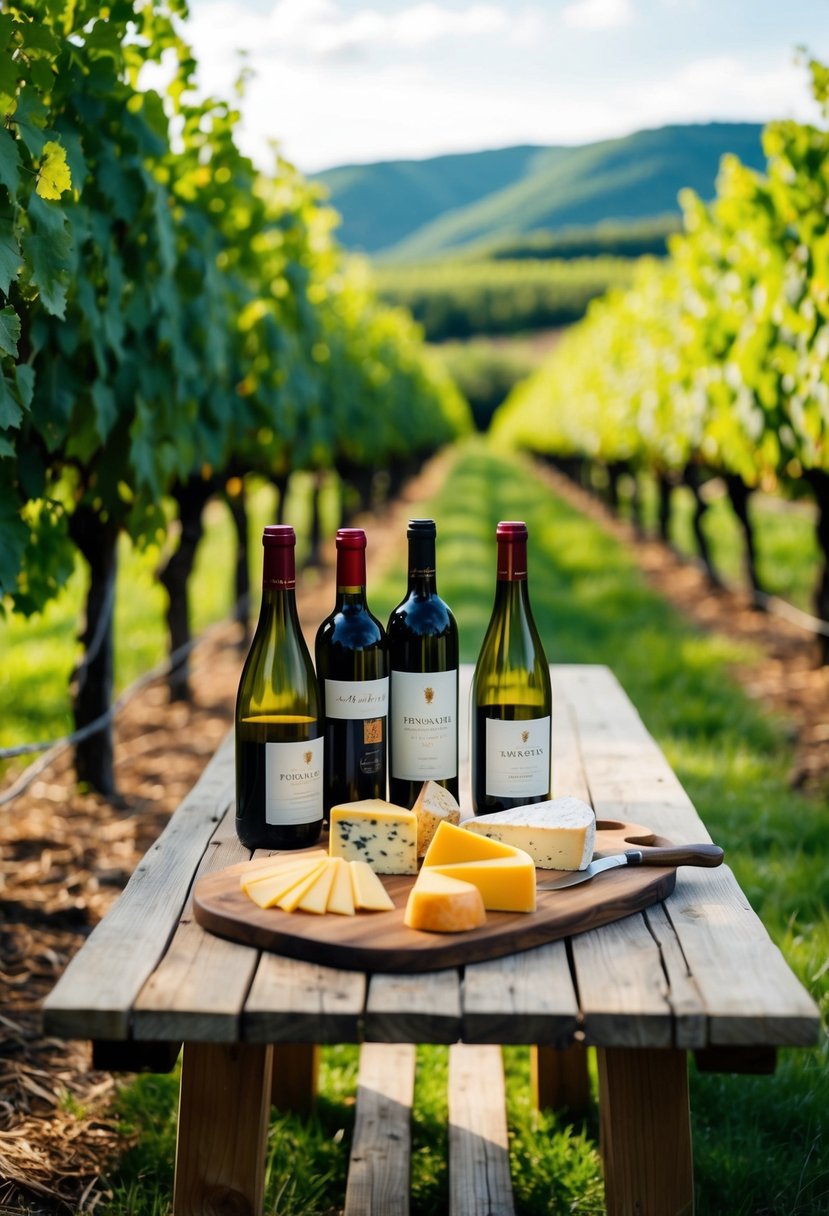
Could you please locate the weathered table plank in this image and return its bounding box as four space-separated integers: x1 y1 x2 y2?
461 943 579 1045
448 1044 515 1216
42 733 235 1040
343 1043 416 1216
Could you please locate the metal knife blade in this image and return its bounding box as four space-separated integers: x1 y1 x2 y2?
538 843 724 891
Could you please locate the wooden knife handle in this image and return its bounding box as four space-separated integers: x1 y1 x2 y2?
629 844 724 868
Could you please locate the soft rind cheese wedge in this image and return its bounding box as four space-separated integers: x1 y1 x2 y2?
412 780 461 857
297 861 339 915
422 819 518 867
243 859 326 908
327 858 356 916
404 870 486 933
427 853 536 913
350 860 395 911
329 799 417 875
464 796 596 870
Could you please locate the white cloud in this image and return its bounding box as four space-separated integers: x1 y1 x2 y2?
561 0 634 30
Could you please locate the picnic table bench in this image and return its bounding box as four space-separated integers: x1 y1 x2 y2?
43 664 820 1215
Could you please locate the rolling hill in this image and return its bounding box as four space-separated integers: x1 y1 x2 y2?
312 122 766 261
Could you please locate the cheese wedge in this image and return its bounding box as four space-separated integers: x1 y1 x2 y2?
276 861 329 912
326 858 356 916
412 780 461 856
428 853 536 913
421 819 518 867
329 799 417 875
464 797 596 870
297 861 339 915
243 859 327 908
404 870 486 933
350 860 395 911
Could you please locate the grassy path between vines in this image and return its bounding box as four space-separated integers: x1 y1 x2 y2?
107 441 827 1216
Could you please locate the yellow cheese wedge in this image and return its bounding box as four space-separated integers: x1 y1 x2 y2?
297 860 338 915
404 870 486 933
239 849 327 890
326 857 355 916
412 780 461 857
350 860 395 912
421 819 519 867
276 861 329 912
428 852 536 913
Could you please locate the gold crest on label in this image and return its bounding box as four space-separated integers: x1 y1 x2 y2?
424 686 435 704
521 729 530 743
304 751 313 764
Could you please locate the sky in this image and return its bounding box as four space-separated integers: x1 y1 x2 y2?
180 0 829 173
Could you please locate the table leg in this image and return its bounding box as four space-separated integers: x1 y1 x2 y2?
271 1043 319 1116
597 1046 693 1216
174 1041 273 1216
531 1043 590 1115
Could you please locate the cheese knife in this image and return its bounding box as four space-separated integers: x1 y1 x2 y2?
537 843 724 890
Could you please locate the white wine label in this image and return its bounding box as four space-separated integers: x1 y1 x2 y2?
265 736 324 825
324 676 389 720
391 668 457 781
485 715 551 798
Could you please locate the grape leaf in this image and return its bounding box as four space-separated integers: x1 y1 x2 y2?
0 372 22 428
36 140 72 201
0 128 21 200
0 221 21 294
0 480 27 600
0 304 20 358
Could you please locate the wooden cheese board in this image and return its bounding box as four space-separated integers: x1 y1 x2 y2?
192 819 681 973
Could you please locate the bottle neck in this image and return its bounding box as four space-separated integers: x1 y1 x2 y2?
496 535 528 583
407 533 437 596
260 542 299 624
335 546 368 607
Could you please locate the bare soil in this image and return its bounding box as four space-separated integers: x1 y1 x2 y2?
2 449 827 1213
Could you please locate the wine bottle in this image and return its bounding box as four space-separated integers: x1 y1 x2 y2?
387 519 459 807
471 520 552 814
235 525 324 850
315 528 389 812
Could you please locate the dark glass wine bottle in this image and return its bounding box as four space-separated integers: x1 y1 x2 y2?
387 519 459 808
315 528 389 813
235 525 323 850
471 520 552 814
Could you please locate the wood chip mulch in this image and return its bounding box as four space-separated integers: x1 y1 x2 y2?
2 448 827 1213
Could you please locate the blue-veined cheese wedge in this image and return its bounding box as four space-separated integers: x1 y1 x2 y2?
329 798 418 874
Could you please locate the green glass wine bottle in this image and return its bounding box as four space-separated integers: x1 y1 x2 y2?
471 520 552 813
235 525 323 850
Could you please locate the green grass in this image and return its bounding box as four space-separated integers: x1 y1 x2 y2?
37 443 829 1212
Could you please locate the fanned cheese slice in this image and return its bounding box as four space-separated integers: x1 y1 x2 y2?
326 858 355 916
422 819 518 867
350 860 395 911
239 850 327 891
276 861 329 912
413 780 461 856
404 870 486 933
297 861 338 915
428 853 536 913
464 797 596 870
242 859 326 908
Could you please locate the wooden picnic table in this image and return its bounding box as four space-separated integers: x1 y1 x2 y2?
42 665 820 1216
